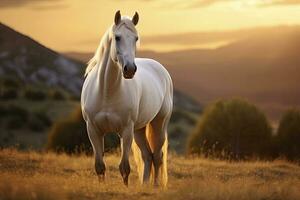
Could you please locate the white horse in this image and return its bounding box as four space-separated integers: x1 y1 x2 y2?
81 10 173 187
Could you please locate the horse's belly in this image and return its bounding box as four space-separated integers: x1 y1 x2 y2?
134 98 162 130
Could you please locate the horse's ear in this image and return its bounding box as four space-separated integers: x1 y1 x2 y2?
132 12 139 26
114 10 121 25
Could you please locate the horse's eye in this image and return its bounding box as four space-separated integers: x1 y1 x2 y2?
115 36 121 42
135 37 139 42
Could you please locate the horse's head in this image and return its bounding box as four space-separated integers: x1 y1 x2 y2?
111 10 139 79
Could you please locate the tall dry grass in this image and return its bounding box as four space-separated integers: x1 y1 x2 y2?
0 148 299 200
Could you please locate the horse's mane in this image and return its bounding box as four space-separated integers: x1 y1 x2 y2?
84 17 138 77
84 28 110 77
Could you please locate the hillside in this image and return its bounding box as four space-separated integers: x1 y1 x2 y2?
1 149 300 200
0 23 84 96
65 26 300 122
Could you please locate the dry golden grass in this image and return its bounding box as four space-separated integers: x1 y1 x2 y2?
0 149 299 200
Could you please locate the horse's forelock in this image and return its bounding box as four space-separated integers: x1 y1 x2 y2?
114 18 137 35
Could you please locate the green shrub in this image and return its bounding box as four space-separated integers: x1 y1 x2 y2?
170 108 197 125
2 105 29 130
1 77 20 88
276 108 300 160
6 105 29 121
24 88 47 101
5 116 26 130
33 111 52 127
46 107 91 153
0 104 8 118
46 106 119 154
48 89 66 101
28 112 52 132
187 99 273 159
0 88 18 100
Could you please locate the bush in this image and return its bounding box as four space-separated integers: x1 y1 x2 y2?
28 112 52 132
24 88 47 101
33 111 52 127
5 116 26 130
2 105 29 130
276 108 300 160
46 106 119 154
187 99 273 159
46 107 91 153
48 89 66 101
0 88 18 100
1 77 20 88
6 105 29 121
0 104 7 118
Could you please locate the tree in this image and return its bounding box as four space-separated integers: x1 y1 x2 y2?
277 108 300 160
188 99 272 159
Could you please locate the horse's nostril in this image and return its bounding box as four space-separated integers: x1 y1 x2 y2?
124 65 128 72
133 64 137 73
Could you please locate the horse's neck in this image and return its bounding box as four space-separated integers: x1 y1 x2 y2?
97 43 122 101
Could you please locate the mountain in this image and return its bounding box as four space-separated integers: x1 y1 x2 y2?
65 26 300 122
0 23 84 96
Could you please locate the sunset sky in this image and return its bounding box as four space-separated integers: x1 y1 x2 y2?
1 0 300 52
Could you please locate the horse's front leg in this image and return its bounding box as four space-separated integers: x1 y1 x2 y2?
87 123 106 182
119 123 133 186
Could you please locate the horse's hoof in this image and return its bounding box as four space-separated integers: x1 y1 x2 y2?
123 175 129 186
119 161 130 187
153 181 159 188
97 174 105 183
95 161 106 177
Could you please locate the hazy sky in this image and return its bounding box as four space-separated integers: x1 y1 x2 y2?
1 0 300 52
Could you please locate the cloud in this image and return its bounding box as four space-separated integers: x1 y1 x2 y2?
259 0 300 7
78 26 300 49
30 4 69 10
183 0 226 8
141 25 300 46
160 0 300 9
0 0 64 9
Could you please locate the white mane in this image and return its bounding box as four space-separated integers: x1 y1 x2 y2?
84 28 111 77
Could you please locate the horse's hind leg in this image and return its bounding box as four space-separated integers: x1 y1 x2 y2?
134 127 153 184
87 122 105 181
150 109 171 186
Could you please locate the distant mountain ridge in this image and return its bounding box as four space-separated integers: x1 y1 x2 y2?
0 22 84 96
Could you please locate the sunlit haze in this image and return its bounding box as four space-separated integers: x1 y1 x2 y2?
1 0 300 52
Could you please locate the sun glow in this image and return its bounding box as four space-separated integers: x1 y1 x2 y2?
1 0 300 52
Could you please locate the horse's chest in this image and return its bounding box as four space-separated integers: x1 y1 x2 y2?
93 108 130 133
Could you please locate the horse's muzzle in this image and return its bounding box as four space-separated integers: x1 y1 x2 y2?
123 63 137 79
123 72 135 79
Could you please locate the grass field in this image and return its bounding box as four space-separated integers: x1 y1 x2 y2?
0 149 299 200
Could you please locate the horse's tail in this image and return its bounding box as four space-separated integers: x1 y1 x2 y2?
132 123 168 187
146 123 168 188
160 134 168 187
132 136 144 184
131 123 153 184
